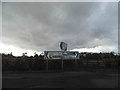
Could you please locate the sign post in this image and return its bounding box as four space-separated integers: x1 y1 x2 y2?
61 59 64 71
44 42 80 70
75 59 78 69
46 59 48 70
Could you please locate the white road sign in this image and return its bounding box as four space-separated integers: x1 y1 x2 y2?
44 51 80 60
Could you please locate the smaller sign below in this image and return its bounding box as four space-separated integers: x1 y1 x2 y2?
44 51 80 60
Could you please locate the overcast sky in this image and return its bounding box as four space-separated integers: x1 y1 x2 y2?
1 2 118 56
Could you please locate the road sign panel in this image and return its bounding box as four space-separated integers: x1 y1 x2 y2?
44 51 80 60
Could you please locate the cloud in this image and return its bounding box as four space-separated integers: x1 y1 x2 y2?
2 2 118 55
70 45 118 53
0 2 2 44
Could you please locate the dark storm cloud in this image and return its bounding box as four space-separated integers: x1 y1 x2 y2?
2 2 118 52
118 2 120 54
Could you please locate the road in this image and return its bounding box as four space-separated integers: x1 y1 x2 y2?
2 71 118 88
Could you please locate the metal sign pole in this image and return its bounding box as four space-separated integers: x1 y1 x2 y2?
61 59 64 71
46 59 48 70
75 59 78 69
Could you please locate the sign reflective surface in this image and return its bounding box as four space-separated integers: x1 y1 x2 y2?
44 51 80 60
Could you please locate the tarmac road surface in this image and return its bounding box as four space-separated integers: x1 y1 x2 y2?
2 71 118 88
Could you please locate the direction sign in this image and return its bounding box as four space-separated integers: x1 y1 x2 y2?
44 51 80 60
